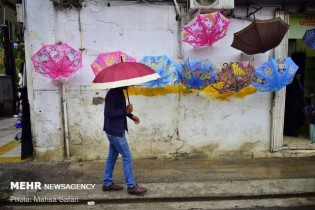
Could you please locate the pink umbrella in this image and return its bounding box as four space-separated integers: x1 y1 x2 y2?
31 43 82 80
91 51 136 76
182 11 230 48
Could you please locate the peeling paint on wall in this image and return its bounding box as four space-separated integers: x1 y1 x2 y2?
92 97 105 105
35 146 64 162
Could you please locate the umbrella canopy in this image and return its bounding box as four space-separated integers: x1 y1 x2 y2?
140 55 178 87
91 51 136 76
302 29 315 49
231 17 289 55
182 11 230 48
91 62 161 89
178 57 217 90
31 43 82 80
211 61 255 94
251 57 299 92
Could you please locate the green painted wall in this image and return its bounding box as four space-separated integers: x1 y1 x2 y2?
289 15 315 39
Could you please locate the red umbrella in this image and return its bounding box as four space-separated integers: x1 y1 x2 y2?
91 62 160 102
92 62 160 89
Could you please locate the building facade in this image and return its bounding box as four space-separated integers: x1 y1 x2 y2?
23 0 314 161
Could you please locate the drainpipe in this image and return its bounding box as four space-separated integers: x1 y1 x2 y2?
61 82 70 157
173 0 184 59
173 0 181 21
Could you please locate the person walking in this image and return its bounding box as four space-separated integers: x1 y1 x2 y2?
102 86 147 196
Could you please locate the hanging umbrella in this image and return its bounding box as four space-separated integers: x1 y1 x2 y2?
251 57 299 92
182 11 230 48
91 62 161 103
32 43 82 158
302 29 315 49
231 17 289 55
140 55 178 87
91 51 136 76
178 57 217 90
31 43 82 80
211 61 255 94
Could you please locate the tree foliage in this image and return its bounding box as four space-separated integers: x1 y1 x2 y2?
0 28 25 76
14 43 25 74
0 48 5 74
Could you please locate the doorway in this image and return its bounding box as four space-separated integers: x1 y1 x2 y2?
283 38 315 149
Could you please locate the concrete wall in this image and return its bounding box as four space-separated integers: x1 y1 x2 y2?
24 0 278 161
24 0 64 161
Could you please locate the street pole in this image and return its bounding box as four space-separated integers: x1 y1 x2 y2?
3 26 18 115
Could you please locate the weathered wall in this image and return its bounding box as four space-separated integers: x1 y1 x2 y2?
24 0 279 161
24 0 64 161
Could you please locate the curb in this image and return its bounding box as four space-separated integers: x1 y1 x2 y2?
2 178 315 205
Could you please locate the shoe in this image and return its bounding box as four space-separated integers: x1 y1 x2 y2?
127 184 147 195
102 183 123 191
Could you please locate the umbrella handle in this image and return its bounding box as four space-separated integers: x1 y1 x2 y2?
126 89 130 105
120 56 130 105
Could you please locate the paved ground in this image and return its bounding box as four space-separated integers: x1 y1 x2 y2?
1 117 315 209
0 117 24 163
0 117 32 163
1 157 315 184
1 157 315 208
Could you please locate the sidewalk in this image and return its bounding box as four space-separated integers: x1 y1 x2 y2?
1 116 315 208
1 157 315 206
0 117 23 163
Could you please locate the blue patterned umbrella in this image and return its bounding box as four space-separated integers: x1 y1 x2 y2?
302 29 315 49
140 55 178 87
251 57 299 92
178 57 217 90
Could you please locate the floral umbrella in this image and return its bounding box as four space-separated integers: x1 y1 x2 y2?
211 61 255 94
251 57 299 92
182 11 230 48
31 43 82 80
91 51 136 76
178 57 217 90
302 29 315 49
140 55 178 87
